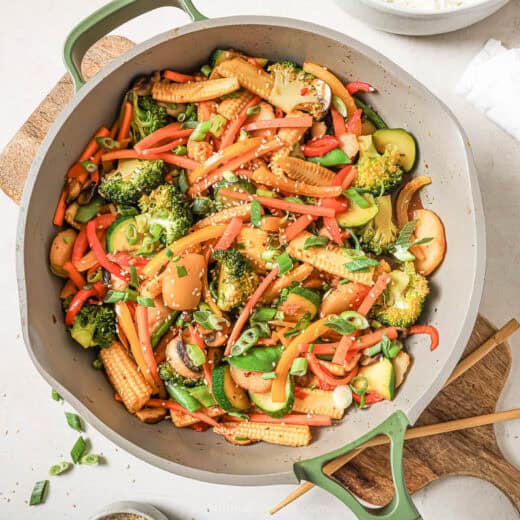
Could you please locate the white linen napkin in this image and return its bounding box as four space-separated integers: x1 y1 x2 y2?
455 39 520 141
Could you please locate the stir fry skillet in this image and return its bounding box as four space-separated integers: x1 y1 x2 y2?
49 48 445 448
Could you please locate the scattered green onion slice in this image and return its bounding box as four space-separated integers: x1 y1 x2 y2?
65 412 83 432
230 327 260 356
344 257 379 273
80 160 98 173
87 268 102 284
136 296 155 307
339 311 369 330
51 388 62 401
29 480 48 506
250 307 278 322
227 411 249 421
95 136 120 150
222 171 238 183
275 251 293 275
284 313 311 338
350 375 368 396
92 358 103 370
326 315 357 336
186 343 206 367
262 371 278 380
174 145 187 156
165 248 174 259
256 188 274 198
289 357 308 376
200 64 212 77
332 95 347 118
80 454 101 466
70 436 87 464
303 235 329 250
189 121 212 142
193 309 222 331
150 222 163 241
250 200 262 228
176 264 188 278
246 104 261 116
178 171 189 193
129 265 139 289
49 461 71 476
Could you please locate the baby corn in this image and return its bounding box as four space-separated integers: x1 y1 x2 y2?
100 342 153 414
213 422 311 447
218 90 256 120
273 156 335 186
293 388 345 420
193 204 253 229
217 58 274 100
152 77 240 103
237 227 269 272
287 232 375 284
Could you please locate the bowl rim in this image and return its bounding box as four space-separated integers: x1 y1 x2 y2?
357 0 505 16
16 14 486 485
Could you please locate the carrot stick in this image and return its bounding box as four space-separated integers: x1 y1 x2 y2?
80 127 110 162
117 101 133 142
224 413 332 427
136 306 163 390
53 189 67 227
349 327 399 351
217 190 335 218
71 226 89 264
281 215 314 243
242 116 313 131
331 333 356 365
73 250 99 272
133 122 182 151
163 70 195 83
220 96 261 150
357 272 391 316
260 216 283 233
214 217 243 251
346 108 363 136
101 149 199 170
63 261 87 290
146 399 220 427
331 107 347 137
225 266 280 356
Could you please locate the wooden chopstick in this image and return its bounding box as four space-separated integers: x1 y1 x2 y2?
269 318 520 515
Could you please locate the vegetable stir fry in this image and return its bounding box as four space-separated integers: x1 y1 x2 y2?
50 49 445 447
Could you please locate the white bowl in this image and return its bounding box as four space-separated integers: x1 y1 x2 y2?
338 0 510 35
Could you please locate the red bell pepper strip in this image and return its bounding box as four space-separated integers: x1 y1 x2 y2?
136 305 162 389
108 252 150 269
357 272 391 316
346 81 375 95
353 391 384 406
86 217 129 282
242 116 313 132
346 108 363 136
331 107 347 137
62 261 87 290
280 214 314 243
302 135 340 157
349 327 399 352
307 352 359 387
101 149 199 170
140 137 188 155
71 226 89 264
53 189 67 227
407 325 439 351
219 96 261 150
64 282 105 326
214 217 243 251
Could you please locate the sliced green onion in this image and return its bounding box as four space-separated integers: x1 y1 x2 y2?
129 265 139 289
230 327 260 356
176 264 188 278
178 170 189 193
345 257 379 273
95 136 120 150
208 114 227 137
284 313 311 338
29 480 48 506
80 454 101 466
80 160 98 173
174 145 187 156
246 104 261 116
250 307 278 322
177 112 187 122
49 461 71 476
382 338 402 359
332 95 347 118
104 289 137 304
137 296 155 307
326 316 357 336
250 200 262 227
344 188 370 209
308 343 315 353
262 371 277 380
222 171 238 183
303 235 329 250
51 388 62 401
261 249 279 263
92 358 103 370
227 411 250 421
194 309 222 331
87 268 102 284
368 343 382 356
192 197 213 215
239 129 249 140
350 375 368 395
284 196 304 204
200 64 212 77
117 205 139 217
189 121 212 142
289 357 308 376
276 251 293 275
165 248 174 259
70 436 87 464
136 236 155 255
176 314 185 328
134 213 149 233
186 343 206 367
256 188 274 198
65 412 83 432
339 310 369 330
149 222 163 241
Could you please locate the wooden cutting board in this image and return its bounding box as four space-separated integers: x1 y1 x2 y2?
1 36 518 511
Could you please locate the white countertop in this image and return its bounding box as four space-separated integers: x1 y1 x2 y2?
1 1 519 518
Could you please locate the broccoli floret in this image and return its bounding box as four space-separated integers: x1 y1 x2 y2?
267 62 330 119
131 95 167 142
370 262 429 328
138 184 192 244
70 303 116 349
212 249 259 312
100 159 164 205
158 361 201 387
359 195 398 255
354 135 403 195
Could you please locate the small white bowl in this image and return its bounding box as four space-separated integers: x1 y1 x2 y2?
89 501 168 520
337 0 510 35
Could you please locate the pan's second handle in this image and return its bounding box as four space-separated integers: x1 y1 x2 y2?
63 0 207 91
294 411 421 520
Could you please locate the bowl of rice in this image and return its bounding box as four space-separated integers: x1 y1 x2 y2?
337 0 510 35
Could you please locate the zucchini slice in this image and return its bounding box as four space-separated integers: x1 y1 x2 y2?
106 215 140 253
373 128 416 172
212 365 250 412
356 357 395 400
337 194 378 228
279 287 320 321
249 379 294 418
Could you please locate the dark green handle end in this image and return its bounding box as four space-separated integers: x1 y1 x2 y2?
294 411 421 520
63 0 206 91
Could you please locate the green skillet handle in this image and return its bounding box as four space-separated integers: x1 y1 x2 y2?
63 0 207 91
294 411 422 520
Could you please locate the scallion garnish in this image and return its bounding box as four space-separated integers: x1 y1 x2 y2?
332 95 347 118
129 265 139 289
178 170 189 193
303 235 329 250
49 461 71 476
326 316 357 335
70 436 87 464
284 313 311 338
65 412 83 432
392 219 434 262
95 136 120 150
246 104 261 116
186 343 206 367
275 251 293 275
189 121 212 142
51 388 62 402
174 145 187 156
125 223 138 246
250 200 262 228
344 257 379 273
87 268 102 284
80 160 98 173
165 248 174 259
262 371 277 380
92 358 103 370
350 375 369 408
80 453 101 466
176 265 188 278
29 480 48 506
136 296 155 307
193 309 222 331
200 64 212 77
289 357 308 376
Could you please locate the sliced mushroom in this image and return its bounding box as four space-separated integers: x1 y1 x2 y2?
165 334 202 379
230 365 272 393
64 202 81 230
76 182 97 205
